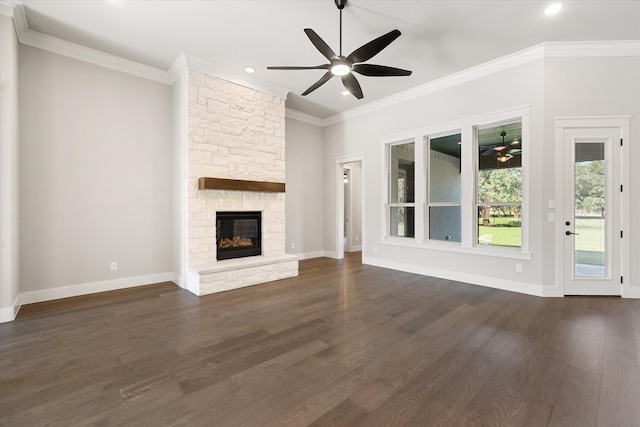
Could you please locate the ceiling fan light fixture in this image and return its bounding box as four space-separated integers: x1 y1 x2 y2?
511 138 520 145
497 153 512 163
331 63 351 76
543 3 563 16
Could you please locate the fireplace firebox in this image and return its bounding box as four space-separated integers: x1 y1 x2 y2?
216 211 262 260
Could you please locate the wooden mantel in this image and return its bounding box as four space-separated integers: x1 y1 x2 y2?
198 177 285 193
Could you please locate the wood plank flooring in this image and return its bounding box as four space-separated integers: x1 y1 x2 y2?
1 253 639 426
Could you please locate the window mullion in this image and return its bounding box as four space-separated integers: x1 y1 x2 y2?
460 126 474 249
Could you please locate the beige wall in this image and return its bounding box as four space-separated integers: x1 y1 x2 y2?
18 45 173 293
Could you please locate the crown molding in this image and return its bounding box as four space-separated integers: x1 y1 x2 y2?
11 3 172 84
285 108 324 127
322 40 640 127
179 53 289 99
0 1 14 17
543 40 640 57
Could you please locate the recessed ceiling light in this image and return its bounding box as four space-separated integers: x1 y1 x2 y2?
244 67 255 74
342 90 350 96
543 3 563 16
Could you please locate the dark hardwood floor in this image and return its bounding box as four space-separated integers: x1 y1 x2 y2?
1 253 639 426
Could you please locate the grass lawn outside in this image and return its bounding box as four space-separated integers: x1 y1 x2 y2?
477 216 605 266
478 216 521 247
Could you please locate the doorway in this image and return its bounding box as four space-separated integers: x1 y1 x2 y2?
336 154 365 260
556 118 628 296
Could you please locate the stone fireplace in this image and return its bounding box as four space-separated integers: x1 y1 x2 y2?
182 67 298 296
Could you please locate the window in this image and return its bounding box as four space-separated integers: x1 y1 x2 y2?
426 132 461 242
475 118 523 248
389 141 415 238
382 106 528 256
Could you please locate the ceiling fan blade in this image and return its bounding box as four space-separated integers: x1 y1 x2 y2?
347 29 401 63
352 63 412 77
304 28 338 61
301 71 334 96
482 147 496 156
341 73 363 99
267 65 330 70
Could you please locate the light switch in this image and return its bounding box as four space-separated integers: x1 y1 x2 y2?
548 199 555 209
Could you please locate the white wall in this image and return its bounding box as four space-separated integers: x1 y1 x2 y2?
322 54 639 296
323 60 547 295
542 56 640 294
18 45 173 299
0 13 20 321
285 117 325 258
171 67 187 288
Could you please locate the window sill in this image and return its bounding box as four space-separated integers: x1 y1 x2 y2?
380 237 532 260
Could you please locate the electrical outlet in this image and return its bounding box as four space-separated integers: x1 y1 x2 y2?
110 262 118 271
515 263 522 273
291 242 295 249
548 213 556 222
355 236 359 241
373 246 378 253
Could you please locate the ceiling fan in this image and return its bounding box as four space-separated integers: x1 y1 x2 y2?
482 131 521 163
267 0 412 99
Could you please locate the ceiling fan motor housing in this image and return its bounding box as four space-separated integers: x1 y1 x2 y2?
335 0 346 10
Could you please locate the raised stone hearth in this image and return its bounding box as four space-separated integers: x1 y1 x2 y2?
184 69 298 296
186 254 298 296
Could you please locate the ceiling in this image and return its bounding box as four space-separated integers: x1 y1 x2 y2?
16 0 640 118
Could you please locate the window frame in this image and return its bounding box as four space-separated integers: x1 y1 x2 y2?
425 130 462 245
386 139 416 239
381 105 530 259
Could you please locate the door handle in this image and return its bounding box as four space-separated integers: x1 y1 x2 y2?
565 231 579 236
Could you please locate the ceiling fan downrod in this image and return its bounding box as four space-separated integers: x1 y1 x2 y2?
335 0 346 56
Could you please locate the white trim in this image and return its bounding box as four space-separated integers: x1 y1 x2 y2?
555 116 632 297
380 105 531 257
323 251 339 259
11 4 172 84
335 153 366 260
180 53 289 99
0 1 14 17
286 109 324 127
380 238 532 260
347 245 362 252
362 255 550 297
623 288 640 299
18 272 173 306
294 250 326 260
171 272 182 287
315 41 639 127
544 40 640 58
0 294 21 323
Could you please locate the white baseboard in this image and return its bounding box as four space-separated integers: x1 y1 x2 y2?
295 251 326 260
18 272 174 306
0 294 22 323
172 272 184 288
347 245 362 252
362 255 546 297
623 287 640 298
323 251 339 259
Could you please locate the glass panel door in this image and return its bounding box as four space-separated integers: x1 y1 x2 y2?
573 142 606 278
563 128 621 295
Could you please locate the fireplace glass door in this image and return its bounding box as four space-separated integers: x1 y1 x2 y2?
216 211 262 260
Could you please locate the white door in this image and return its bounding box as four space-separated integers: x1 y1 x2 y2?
562 127 622 295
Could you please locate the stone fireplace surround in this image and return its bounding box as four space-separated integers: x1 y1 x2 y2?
184 67 298 296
